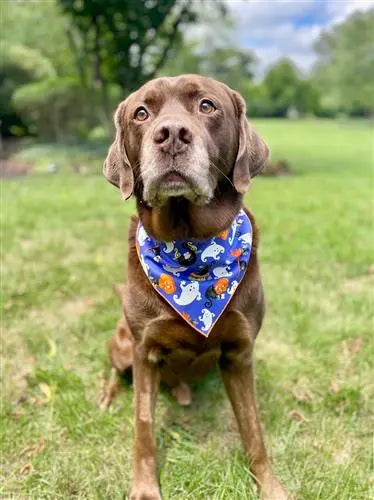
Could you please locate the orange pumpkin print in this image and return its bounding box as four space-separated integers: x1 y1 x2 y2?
214 278 229 295
230 248 242 258
158 273 176 294
217 229 229 240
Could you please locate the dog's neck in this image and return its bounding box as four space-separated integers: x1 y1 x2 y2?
137 185 242 241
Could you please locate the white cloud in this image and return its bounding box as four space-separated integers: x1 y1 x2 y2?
183 0 373 76
328 0 374 24
225 0 374 75
237 21 322 75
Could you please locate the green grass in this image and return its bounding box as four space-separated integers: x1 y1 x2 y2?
1 118 373 499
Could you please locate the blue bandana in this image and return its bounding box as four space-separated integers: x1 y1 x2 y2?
136 209 252 337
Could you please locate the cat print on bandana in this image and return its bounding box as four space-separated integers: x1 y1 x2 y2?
136 209 252 337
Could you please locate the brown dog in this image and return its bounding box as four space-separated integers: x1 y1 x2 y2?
101 75 290 500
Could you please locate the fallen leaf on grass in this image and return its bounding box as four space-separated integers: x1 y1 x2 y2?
348 337 363 354
11 410 25 419
19 438 45 459
292 389 312 402
47 338 57 359
330 381 340 393
19 463 34 475
288 410 310 422
342 337 363 357
166 428 181 441
61 297 95 317
39 383 52 402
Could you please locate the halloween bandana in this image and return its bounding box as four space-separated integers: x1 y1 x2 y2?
136 209 252 337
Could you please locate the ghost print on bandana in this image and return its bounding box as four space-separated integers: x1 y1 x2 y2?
136 209 252 336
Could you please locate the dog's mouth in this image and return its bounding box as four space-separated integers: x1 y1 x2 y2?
141 151 215 208
156 169 193 194
145 169 202 206
161 170 189 185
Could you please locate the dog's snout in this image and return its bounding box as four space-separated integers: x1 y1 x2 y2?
153 121 192 154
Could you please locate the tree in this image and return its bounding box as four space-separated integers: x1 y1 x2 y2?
1 0 222 138
262 59 319 117
0 45 57 136
313 8 374 116
1 0 75 136
263 59 301 117
240 82 272 118
161 42 257 98
200 47 256 88
57 0 204 120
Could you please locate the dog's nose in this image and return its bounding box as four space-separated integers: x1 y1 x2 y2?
153 121 192 154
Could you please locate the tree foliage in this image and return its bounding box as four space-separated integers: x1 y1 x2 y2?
58 0 199 93
1 0 372 139
263 59 319 117
313 8 374 115
1 0 75 136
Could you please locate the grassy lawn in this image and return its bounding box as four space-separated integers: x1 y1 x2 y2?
1 118 373 499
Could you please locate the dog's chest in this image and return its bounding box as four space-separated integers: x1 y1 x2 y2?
142 314 238 382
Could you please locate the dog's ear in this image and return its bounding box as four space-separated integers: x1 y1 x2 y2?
103 101 134 200
232 91 269 194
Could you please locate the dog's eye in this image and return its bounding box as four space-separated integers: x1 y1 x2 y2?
200 100 216 114
135 107 149 121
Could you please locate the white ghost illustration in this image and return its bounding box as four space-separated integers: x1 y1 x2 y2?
173 281 201 305
198 308 216 332
140 254 149 274
239 232 252 245
201 241 225 262
138 226 149 246
212 265 232 278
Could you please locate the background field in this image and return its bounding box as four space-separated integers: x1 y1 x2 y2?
1 119 373 499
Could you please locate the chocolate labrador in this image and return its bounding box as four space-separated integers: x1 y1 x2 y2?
101 75 290 500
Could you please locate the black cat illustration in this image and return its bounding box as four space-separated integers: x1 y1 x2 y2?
174 242 198 266
204 278 230 308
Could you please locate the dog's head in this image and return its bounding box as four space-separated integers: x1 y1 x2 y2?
104 75 268 208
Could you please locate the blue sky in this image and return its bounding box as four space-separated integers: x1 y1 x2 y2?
188 0 373 75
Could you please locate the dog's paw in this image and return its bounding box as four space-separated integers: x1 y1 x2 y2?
260 475 291 500
171 382 192 406
129 482 161 500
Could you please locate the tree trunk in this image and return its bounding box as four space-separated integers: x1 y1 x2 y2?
92 14 111 129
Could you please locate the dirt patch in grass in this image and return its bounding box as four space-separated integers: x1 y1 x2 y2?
0 160 33 178
261 159 292 176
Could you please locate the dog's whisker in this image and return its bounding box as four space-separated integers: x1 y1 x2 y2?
209 161 235 188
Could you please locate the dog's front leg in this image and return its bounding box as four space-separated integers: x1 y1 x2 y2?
219 319 290 499
130 345 161 500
